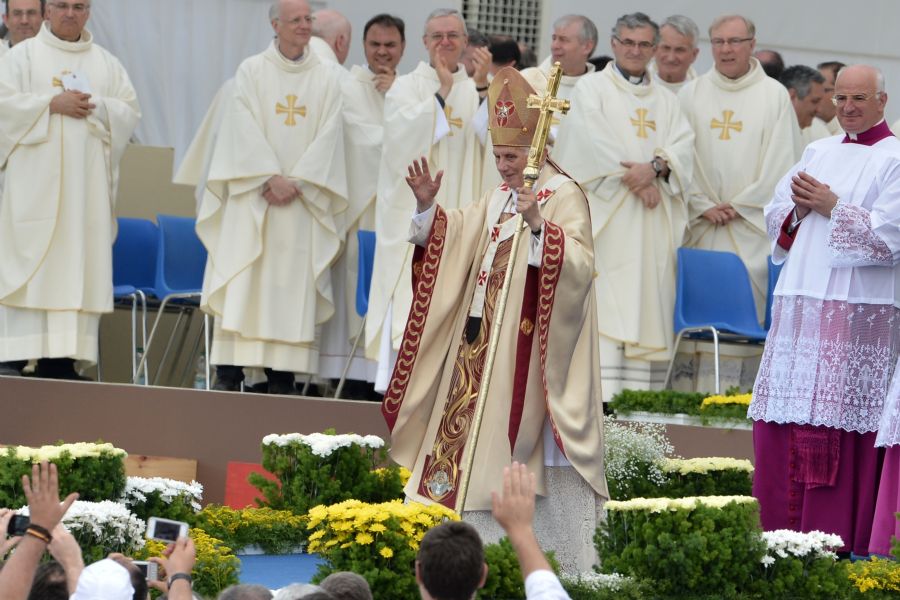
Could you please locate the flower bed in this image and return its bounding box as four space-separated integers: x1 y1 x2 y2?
659 457 753 497
610 389 753 427
120 476 203 523
307 499 457 600
0 442 126 506
757 529 851 598
194 505 307 555
138 528 240 598
20 500 144 564
597 495 766 597
251 431 405 516
603 420 674 500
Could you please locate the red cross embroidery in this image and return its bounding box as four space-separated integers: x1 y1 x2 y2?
494 100 516 126
477 271 488 285
536 189 553 202
491 226 500 241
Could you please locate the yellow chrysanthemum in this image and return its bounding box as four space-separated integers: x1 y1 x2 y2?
379 546 394 558
369 523 387 533
356 532 374 545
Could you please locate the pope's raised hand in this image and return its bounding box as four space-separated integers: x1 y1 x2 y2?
406 157 443 213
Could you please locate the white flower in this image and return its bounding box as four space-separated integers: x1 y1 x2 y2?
261 432 386 456
121 477 204 512
662 457 754 475
761 529 843 561
20 500 145 552
13 442 126 463
559 572 632 591
603 419 675 488
605 495 757 513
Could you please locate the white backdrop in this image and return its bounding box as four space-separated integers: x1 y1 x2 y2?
77 0 900 168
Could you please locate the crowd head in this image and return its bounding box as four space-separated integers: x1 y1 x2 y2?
4 0 43 46
551 14 597 76
654 15 699 84
709 15 756 80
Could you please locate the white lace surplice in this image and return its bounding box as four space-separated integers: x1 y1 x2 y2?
750 136 900 436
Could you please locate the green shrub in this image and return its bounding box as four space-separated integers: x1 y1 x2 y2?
756 529 852 599
250 431 405 516
597 496 766 598
0 443 126 507
478 537 559 599
659 457 753 497
120 476 202 524
194 505 307 554
609 389 707 415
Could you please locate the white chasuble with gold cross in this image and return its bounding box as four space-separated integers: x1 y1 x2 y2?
0 23 140 363
197 42 347 374
554 63 694 360
678 57 800 318
366 61 483 365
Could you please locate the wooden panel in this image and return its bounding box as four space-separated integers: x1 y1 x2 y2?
124 454 198 483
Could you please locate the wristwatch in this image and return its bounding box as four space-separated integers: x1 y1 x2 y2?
650 157 663 178
168 572 193 588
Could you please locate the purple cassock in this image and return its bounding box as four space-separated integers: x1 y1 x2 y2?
749 119 900 555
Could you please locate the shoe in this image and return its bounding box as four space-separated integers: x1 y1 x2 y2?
212 365 244 392
0 361 24 377
35 358 92 381
265 369 299 396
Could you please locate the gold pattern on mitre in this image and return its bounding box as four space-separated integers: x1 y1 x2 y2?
488 67 540 147
520 318 534 336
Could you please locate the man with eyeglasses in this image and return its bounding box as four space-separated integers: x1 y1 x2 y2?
649 15 699 93
1 0 43 56
749 64 900 557
367 8 484 393
678 14 800 327
554 12 695 400
195 0 348 395
0 0 140 380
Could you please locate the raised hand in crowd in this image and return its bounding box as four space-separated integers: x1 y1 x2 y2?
0 509 22 560
49 524 85 594
147 536 197 600
433 52 454 101
0 461 78 600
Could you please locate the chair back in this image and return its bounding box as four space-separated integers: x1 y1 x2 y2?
356 230 376 317
155 214 207 297
765 256 784 330
113 218 158 291
674 247 767 339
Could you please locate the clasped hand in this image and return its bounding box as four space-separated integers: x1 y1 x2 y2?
49 90 95 119
790 171 837 219
262 175 299 206
620 161 661 210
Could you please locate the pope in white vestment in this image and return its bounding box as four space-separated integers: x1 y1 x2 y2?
366 30 483 388
0 22 139 368
679 57 800 319
555 63 694 365
196 37 347 391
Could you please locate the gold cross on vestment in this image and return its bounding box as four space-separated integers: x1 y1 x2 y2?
51 70 72 88
630 108 656 138
444 105 463 135
275 94 307 126
711 110 742 140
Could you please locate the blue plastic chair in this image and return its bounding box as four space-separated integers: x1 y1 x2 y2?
111 217 159 384
135 215 211 389
662 248 769 394
765 256 784 331
334 230 376 399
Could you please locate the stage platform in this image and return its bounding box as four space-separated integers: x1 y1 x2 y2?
0 376 752 505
